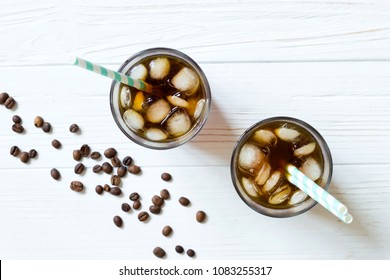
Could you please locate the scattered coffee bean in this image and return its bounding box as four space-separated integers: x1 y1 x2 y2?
138 211 149 222
128 164 141 174
110 187 122 196
179 197 190 206
104 147 117 159
19 152 29 163
0 92 9 104
95 185 103 194
161 172 172 181
152 195 164 207
149 205 161 214
111 156 121 168
160 189 170 200
12 115 22 124
12 123 24 133
34 116 44 128
110 175 121 186
80 144 91 157
102 162 113 174
196 211 206 223
162 225 172 237
113 216 123 228
29 149 38 159
117 166 127 177
70 181 83 192
133 200 141 210
129 192 140 201
175 245 184 254
153 247 166 258
42 122 51 133
10 146 20 157
121 203 131 212
91 151 101 160
5 97 16 109
103 184 111 192
50 168 61 180
186 249 196 258
74 163 85 174
73 150 82 161
69 123 79 133
51 139 62 149
122 156 133 166
92 164 102 173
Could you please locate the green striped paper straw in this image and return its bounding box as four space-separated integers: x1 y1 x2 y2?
286 164 353 224
71 56 154 93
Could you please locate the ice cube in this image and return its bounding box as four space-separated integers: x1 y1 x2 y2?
294 143 316 157
275 127 300 142
255 161 271 186
288 190 308 205
238 143 265 173
163 107 191 137
145 128 168 141
146 99 171 123
253 129 277 147
299 157 321 181
167 95 189 108
120 86 131 108
193 99 205 119
149 57 170 80
241 177 259 197
171 67 199 95
129 64 148 80
186 98 198 117
123 109 144 130
268 184 291 205
262 171 282 194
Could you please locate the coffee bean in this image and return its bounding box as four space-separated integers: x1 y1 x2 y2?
117 166 127 177
29 149 38 159
12 123 24 133
5 97 16 109
12 115 22 124
70 181 83 192
73 149 82 161
152 195 164 207
34 116 44 128
19 152 29 163
51 139 62 149
196 211 206 223
0 92 9 104
121 203 131 212
175 245 184 254
104 147 117 159
80 144 91 157
110 175 121 186
160 189 170 200
113 215 123 228
111 156 121 168
95 185 103 194
122 156 133 166
10 146 20 157
179 197 190 206
110 187 122 196
129 192 140 201
103 184 111 192
92 164 102 174
50 168 60 180
74 163 85 174
186 249 196 258
91 151 101 160
161 172 172 181
128 164 141 174
42 122 51 133
153 247 166 258
149 205 161 214
162 225 172 237
133 200 141 210
102 162 113 174
69 123 79 133
138 211 149 222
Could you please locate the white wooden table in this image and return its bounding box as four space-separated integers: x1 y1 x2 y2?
1 0 389 260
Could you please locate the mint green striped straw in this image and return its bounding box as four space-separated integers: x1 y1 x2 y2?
71 56 154 93
286 164 353 224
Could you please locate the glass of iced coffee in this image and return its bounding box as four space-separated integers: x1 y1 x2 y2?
231 117 333 217
110 48 211 149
